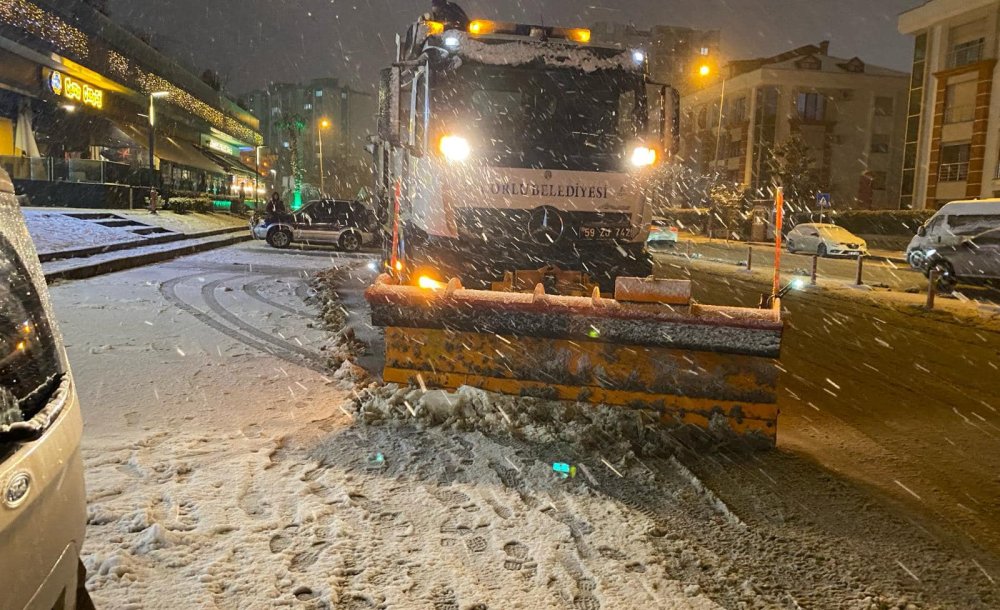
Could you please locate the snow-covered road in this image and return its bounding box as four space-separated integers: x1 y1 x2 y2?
47 241 998 609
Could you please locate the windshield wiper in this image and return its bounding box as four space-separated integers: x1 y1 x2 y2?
0 374 67 442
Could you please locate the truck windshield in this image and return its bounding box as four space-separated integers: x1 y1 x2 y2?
434 65 645 172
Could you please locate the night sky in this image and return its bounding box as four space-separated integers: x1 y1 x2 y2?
106 0 924 95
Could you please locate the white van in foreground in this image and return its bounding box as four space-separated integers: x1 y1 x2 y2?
907 199 1000 269
0 168 91 609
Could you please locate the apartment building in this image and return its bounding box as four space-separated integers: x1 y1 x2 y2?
899 0 1000 208
680 42 908 208
591 22 720 89
244 79 373 192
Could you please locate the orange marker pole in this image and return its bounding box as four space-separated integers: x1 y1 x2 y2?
389 179 402 276
772 187 784 300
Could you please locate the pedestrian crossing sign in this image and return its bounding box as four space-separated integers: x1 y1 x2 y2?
817 193 832 208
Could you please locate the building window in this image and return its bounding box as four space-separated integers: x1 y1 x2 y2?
796 92 826 122
699 47 710 56
944 81 976 124
949 38 985 68
315 90 324 97
730 97 747 124
871 134 891 154
874 96 894 116
304 103 313 110
939 143 970 182
871 171 887 191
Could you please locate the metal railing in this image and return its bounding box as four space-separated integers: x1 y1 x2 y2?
944 104 975 124
939 161 969 182
947 40 985 69
0 156 132 185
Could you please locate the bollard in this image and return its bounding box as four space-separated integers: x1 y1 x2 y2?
926 269 937 309
854 254 864 286
810 255 819 286
746 245 753 272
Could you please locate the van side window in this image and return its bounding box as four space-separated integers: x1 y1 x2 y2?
0 234 63 425
949 214 996 236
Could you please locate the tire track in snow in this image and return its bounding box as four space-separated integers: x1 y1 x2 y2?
160 272 329 374
242 277 314 319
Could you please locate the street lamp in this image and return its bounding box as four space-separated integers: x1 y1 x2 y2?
148 91 170 190
696 62 726 174
318 118 331 196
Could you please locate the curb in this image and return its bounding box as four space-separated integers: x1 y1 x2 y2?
36 225 247 263
43 234 251 283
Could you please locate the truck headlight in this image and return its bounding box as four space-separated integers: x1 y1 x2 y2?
439 135 471 162
630 145 658 167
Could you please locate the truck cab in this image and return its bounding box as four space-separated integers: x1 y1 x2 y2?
373 18 677 290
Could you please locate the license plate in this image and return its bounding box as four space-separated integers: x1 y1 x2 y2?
580 226 632 240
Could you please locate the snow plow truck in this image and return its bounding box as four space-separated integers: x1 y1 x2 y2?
366 14 784 447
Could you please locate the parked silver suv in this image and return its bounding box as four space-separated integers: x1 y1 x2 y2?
0 168 90 609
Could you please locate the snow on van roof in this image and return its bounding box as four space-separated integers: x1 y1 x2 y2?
937 199 1000 215
454 33 634 73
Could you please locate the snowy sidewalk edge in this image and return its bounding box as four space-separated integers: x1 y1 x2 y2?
43 233 252 283
36 225 247 263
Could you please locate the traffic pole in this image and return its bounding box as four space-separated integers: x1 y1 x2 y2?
926 269 937 309
854 254 864 286
746 245 753 272
811 254 818 286
772 187 784 302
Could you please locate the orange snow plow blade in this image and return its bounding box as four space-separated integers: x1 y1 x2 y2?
366 274 784 447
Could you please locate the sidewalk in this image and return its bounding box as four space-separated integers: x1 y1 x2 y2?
24 207 251 282
42 231 251 282
24 207 246 258
654 246 1000 332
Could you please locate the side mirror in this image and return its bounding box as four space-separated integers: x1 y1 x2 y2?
917 225 927 237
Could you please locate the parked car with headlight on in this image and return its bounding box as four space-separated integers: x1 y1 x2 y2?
646 217 678 250
251 198 376 251
0 168 91 609
786 223 868 257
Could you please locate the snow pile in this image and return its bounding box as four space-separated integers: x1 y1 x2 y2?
353 383 685 458
458 34 633 73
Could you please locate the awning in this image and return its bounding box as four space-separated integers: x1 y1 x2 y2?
156 137 227 174
197 146 257 178
117 123 226 175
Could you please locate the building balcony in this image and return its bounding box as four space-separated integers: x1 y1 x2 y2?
939 161 969 182
947 40 985 70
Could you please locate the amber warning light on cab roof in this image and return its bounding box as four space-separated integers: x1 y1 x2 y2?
465 20 591 43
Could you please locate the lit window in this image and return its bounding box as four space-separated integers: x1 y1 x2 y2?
304 103 313 110
315 90 323 97
700 47 710 56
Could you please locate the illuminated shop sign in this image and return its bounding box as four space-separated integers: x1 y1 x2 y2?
45 69 104 110
200 134 238 156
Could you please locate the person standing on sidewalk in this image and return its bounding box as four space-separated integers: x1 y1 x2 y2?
148 188 159 215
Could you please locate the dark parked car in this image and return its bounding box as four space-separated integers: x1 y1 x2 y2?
251 199 376 251
924 227 1000 292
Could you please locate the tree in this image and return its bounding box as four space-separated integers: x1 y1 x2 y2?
766 135 823 211
708 182 749 239
276 114 306 207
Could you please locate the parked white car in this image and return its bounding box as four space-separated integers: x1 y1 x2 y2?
786 223 868 257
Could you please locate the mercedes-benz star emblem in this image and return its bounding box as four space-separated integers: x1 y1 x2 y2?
527 206 564 244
